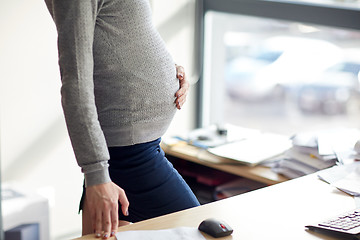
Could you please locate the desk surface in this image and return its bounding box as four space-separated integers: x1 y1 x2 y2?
75 173 358 240
161 142 288 185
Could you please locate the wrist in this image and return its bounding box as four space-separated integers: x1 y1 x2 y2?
84 168 111 187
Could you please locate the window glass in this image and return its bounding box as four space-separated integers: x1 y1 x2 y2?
203 11 360 136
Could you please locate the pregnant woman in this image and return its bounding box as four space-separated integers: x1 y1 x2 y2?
44 0 200 238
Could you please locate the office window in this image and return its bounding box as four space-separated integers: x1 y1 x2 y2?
200 0 360 136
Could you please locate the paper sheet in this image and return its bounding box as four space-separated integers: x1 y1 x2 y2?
208 133 291 165
318 161 360 196
115 227 206 240
317 128 360 156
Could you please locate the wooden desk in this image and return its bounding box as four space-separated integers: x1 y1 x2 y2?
161 142 288 185
75 173 358 240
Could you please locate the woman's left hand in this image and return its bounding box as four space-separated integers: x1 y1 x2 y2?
175 64 190 110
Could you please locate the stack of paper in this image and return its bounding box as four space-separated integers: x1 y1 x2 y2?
269 128 360 179
269 148 337 179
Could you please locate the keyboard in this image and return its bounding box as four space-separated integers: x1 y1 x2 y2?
306 208 360 239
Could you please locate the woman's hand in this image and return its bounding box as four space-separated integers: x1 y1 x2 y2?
85 182 129 239
175 64 190 110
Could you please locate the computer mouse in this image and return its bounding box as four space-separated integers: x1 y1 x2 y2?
198 218 233 238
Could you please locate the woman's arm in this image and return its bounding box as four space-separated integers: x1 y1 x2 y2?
45 1 129 238
47 0 110 187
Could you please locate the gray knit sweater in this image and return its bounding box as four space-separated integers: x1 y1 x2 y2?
45 0 179 187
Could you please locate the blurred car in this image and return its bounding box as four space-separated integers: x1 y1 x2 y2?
225 48 283 100
297 60 360 115
225 36 341 101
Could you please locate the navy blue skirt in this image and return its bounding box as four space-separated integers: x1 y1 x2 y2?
80 138 200 223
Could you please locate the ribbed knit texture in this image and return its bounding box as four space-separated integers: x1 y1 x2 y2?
45 0 178 186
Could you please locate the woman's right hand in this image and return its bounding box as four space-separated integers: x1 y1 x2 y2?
175 64 189 110
85 182 129 239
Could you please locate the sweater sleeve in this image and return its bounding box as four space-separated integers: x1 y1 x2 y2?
45 0 111 187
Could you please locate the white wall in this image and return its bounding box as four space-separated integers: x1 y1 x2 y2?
0 0 198 239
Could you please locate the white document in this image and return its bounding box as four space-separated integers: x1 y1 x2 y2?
115 227 206 240
318 161 360 196
317 128 360 156
208 133 292 165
